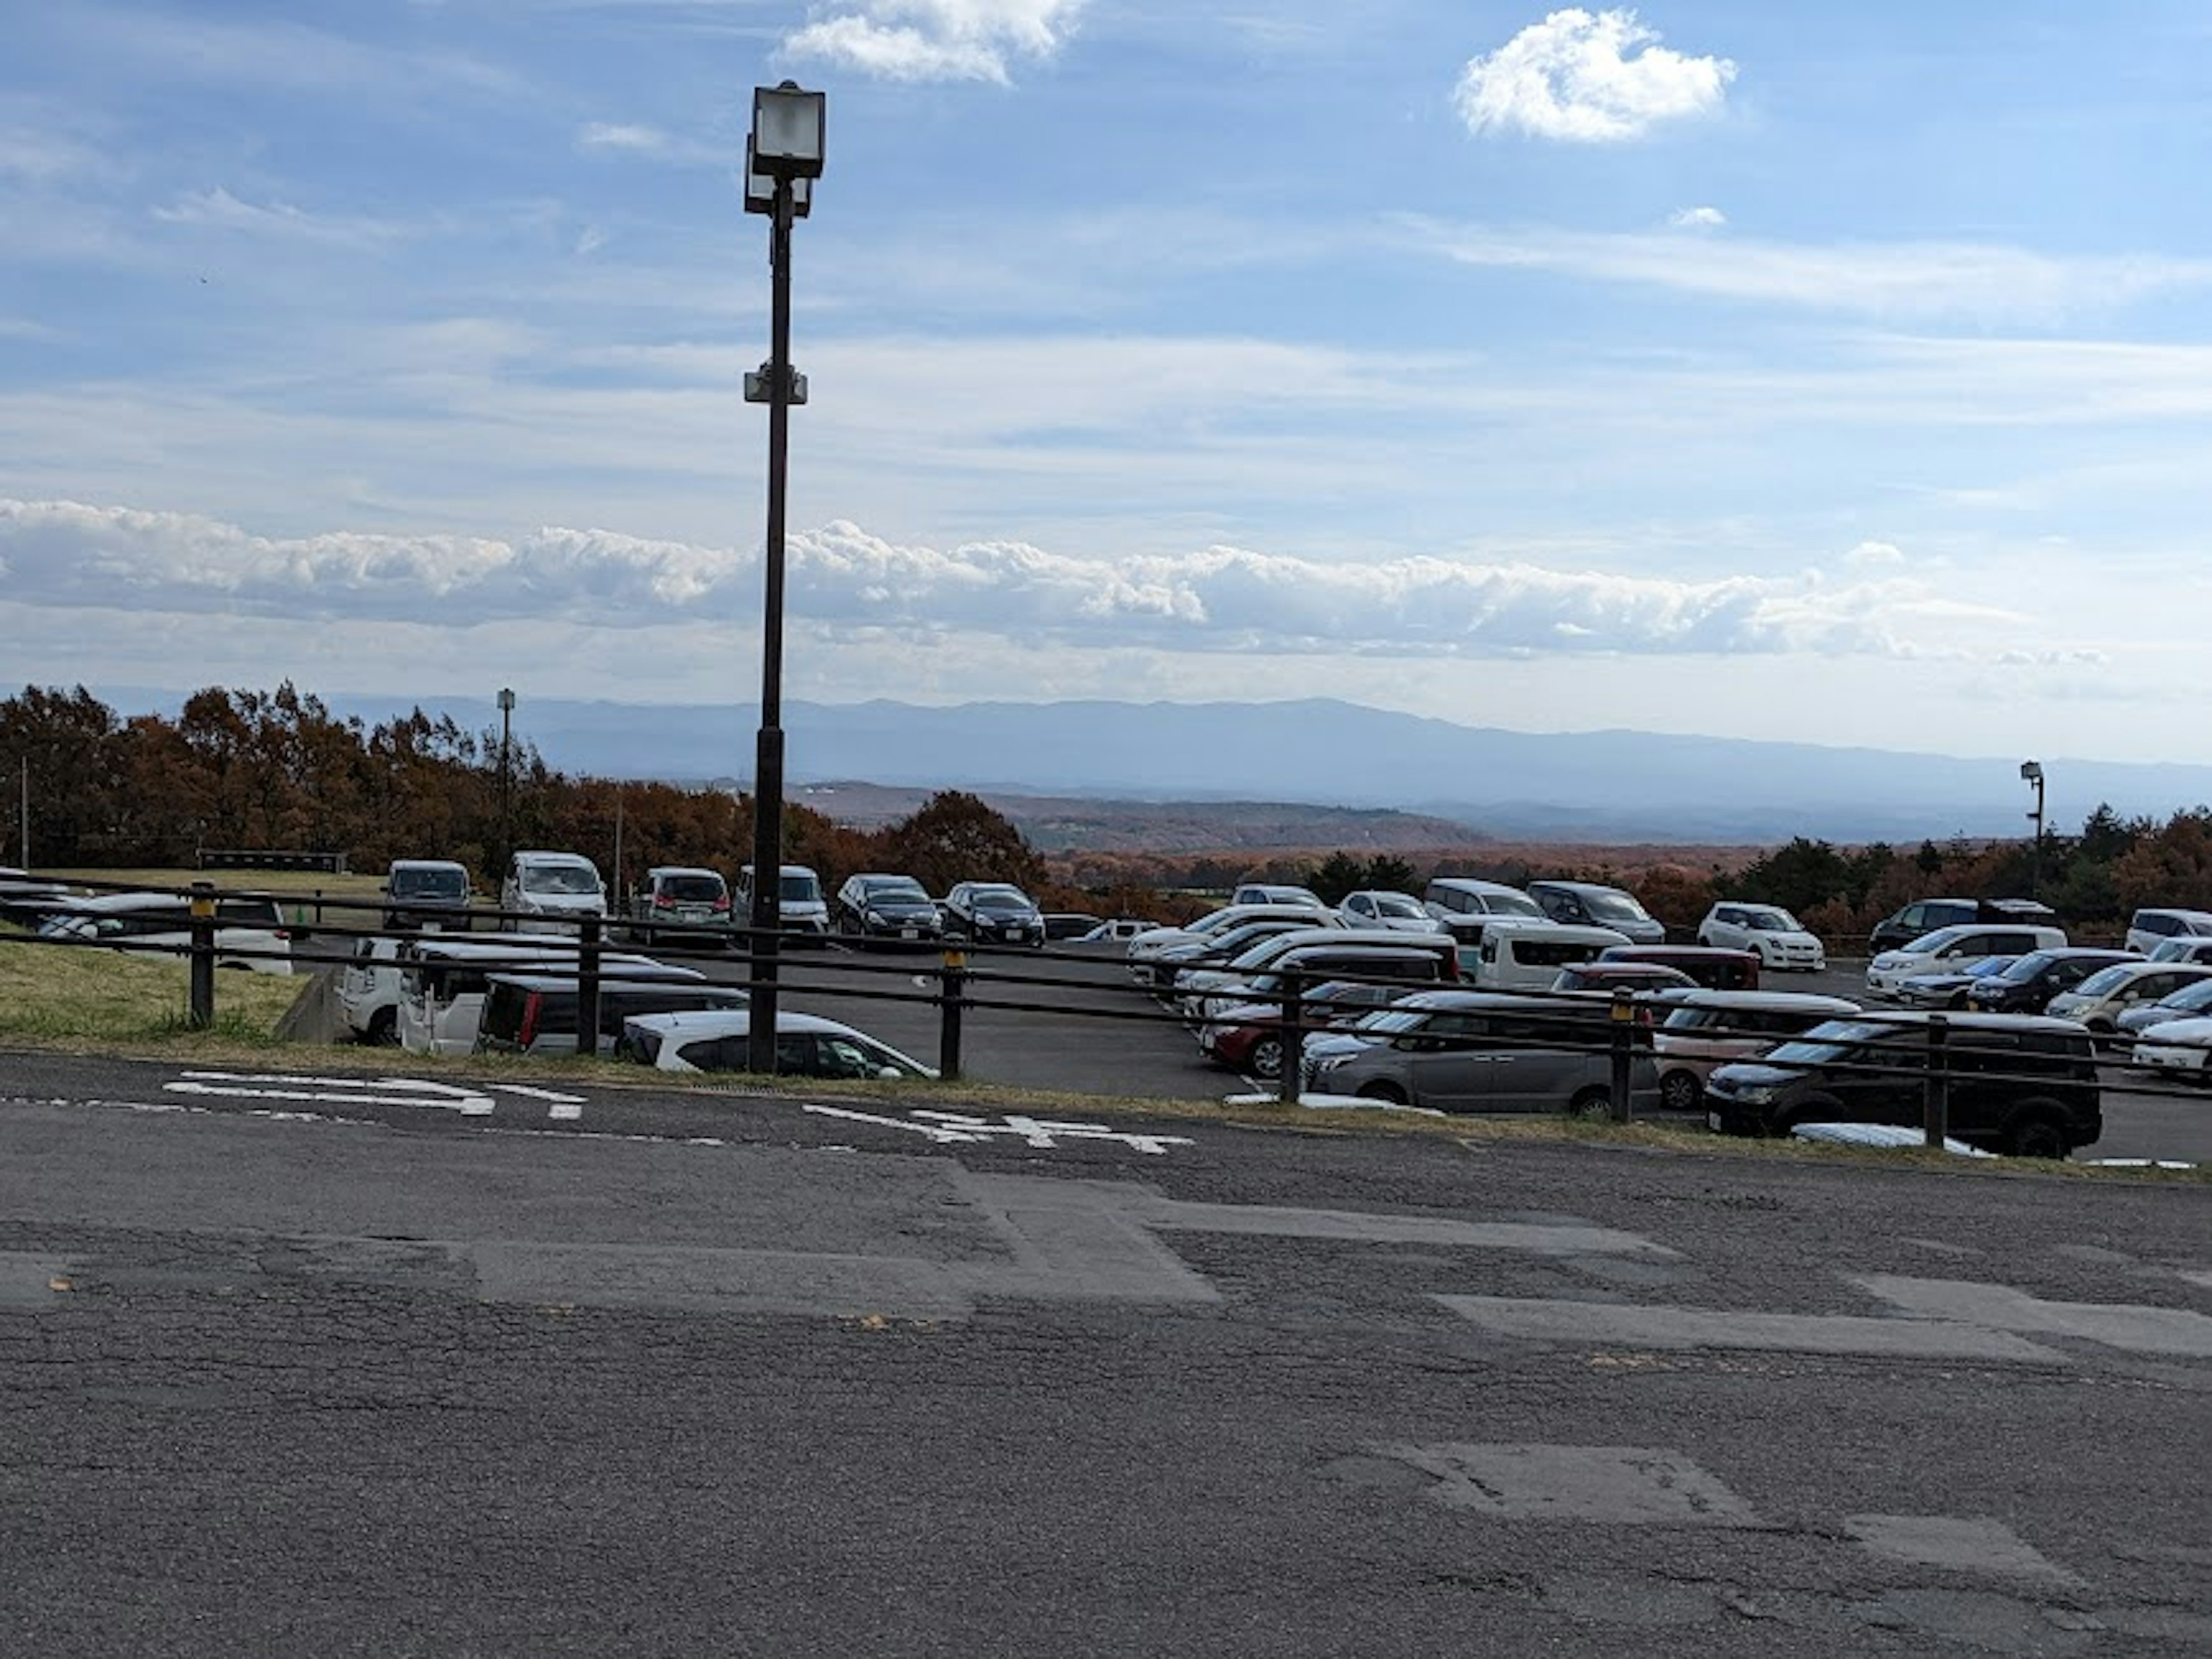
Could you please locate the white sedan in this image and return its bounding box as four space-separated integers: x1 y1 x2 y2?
618 1009 937 1079
2127 1016 2212 1080
1696 903 1826 971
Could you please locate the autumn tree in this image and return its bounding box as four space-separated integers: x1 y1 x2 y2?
878 791 1044 895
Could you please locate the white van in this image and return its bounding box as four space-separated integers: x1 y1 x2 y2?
1468 920 1630 991
338 935 405 1043
37 892 294 975
2124 907 2212 957
500 851 608 933
396 934 691 1055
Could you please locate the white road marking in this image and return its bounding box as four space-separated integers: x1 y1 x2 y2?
1855 1275 2212 1358
1379 1444 1767 1527
911 1111 1194 1155
167 1072 496 1116
491 1085 588 1105
801 1104 987 1144
1435 1294 2065 1362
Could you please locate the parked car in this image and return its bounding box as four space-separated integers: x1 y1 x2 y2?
1230 883 1328 910
1196 979 1416 1082
625 866 732 947
1867 896 2055 956
338 934 406 1042
1185 941 1453 1028
2044 960 2212 1041
1891 955 2019 1010
2124 907 2212 957
616 1009 937 1078
1043 912 1104 941
1703 1012 2101 1158
381 859 474 931
37 892 293 975
475 972 748 1056
1865 922 2069 998
1081 917 1154 942
500 850 608 933
942 881 1046 947
2146 935 2212 965
1301 990 1658 1116
1421 877 1547 944
1550 961 1697 995
1695 903 1826 971
0 868 73 929
1962 948 2140 1016
2113 974 2212 1043
2127 1017 2212 1082
1336 891 1444 933
832 873 945 946
1138 915 1330 991
1175 927 1457 1021
1597 944 1761 992
1465 920 1631 991
737 863 830 938
395 934 687 1055
1526 880 1666 944
1651 989 1862 1112
1123 903 1334 969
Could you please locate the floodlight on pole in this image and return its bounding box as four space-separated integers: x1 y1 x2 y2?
742 81 824 1076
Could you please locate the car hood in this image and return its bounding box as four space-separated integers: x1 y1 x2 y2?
1304 1033 1379 1062
1706 1061 1800 1092
518 892 604 912
2136 1016 2212 1041
865 897 937 916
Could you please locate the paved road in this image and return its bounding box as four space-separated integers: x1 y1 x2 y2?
2 1052 2207 1656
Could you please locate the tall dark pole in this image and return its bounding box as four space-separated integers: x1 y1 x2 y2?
2028 773 2046 899
497 688 515 882
747 177 796 1074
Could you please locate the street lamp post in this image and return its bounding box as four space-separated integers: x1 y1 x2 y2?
2020 759 2046 899
743 81 825 1075
497 688 516 878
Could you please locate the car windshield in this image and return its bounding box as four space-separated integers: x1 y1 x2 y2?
779 873 820 902
1896 931 1953 956
1763 1020 1898 1067
1662 1005 1725 1031
660 874 725 903
1355 1007 1429 1034
1743 907 1802 931
867 878 930 903
2075 964 2138 996
1488 893 1544 918
2158 980 2212 1012
391 867 467 899
1584 892 1652 923
1953 955 2016 978
1997 952 2061 983
971 887 1031 911
1368 893 1425 919
522 863 599 894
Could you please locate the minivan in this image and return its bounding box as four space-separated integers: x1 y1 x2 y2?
1597 944 1762 992
1468 920 1632 991
1525 881 1666 945
1422 878 1547 943
396 934 690 1055
501 851 608 933
1651 989 1862 1112
1868 896 2055 956
2124 907 2212 957
1703 1011 2101 1158
737 863 831 938
1866 922 2069 997
382 859 473 930
475 973 749 1056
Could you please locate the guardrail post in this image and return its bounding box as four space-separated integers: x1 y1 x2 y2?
938 946 968 1081
187 881 217 1029
577 915 603 1059
1275 968 1306 1105
1608 990 1635 1123
1922 1013 1949 1149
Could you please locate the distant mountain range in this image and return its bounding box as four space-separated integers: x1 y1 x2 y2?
101 688 2212 846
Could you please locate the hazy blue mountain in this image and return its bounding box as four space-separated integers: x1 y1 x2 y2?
98 687 2212 845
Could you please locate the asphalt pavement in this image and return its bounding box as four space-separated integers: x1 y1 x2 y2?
1 1050 2208 1656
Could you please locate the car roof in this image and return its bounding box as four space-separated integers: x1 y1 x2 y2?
1813 1009 2092 1037
623 1008 863 1038
648 865 722 878
1605 944 1757 961
1531 878 1631 896
1675 989 1861 1012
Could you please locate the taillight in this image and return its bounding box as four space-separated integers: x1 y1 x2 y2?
713 896 731 912
518 994 540 1048
654 894 675 910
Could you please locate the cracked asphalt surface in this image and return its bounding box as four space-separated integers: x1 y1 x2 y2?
2 1048 2209 1656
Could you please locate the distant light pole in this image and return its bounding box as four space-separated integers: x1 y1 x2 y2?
497 687 516 876
742 79 825 1075
2020 759 2046 899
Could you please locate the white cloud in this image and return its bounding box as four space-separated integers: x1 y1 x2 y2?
0 497 1949 660
1411 219 2212 324
576 122 668 154
1668 205 1726 230
151 188 407 249
785 0 1088 85
1456 8 1736 143
1843 540 1905 567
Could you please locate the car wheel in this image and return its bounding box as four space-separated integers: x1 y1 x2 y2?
1659 1069 1701 1112
364 1007 397 1047
1566 1086 1612 1119
1355 1080 1408 1105
1248 1036 1285 1083
2003 1109 2071 1161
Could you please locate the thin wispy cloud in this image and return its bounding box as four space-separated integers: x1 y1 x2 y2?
786 0 1089 84
576 122 669 154
151 187 409 249
1456 8 1736 142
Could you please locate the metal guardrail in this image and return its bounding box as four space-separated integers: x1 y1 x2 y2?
3 875 2203 1139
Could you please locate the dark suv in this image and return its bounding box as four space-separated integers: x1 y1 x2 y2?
1703 1011 2100 1158
1963 948 2139 1016
1868 896 2056 955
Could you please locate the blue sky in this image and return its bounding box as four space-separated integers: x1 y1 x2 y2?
4 2 2211 766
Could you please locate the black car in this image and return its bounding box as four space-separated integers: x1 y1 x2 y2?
1868 896 2055 955
1962 949 2138 1015
1703 1011 2100 1158
1891 953 2019 1010
382 859 474 931
942 881 1046 947
832 873 945 946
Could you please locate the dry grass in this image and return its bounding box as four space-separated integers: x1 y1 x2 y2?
45 866 397 923
0 934 305 1047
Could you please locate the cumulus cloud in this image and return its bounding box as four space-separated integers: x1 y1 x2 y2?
785 0 1087 84
1668 205 1726 230
1456 8 1736 142
0 498 1938 660
1843 540 1905 567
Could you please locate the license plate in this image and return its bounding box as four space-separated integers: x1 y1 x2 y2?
902 927 918 939
1707 1110 1724 1132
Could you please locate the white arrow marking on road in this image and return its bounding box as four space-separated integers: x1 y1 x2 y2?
488 1084 588 1121
167 1072 496 1115
801 1104 987 1144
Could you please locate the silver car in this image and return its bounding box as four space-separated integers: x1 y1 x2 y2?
1302 990 1658 1115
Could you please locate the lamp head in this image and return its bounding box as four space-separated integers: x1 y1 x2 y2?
2019 759 2042 782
